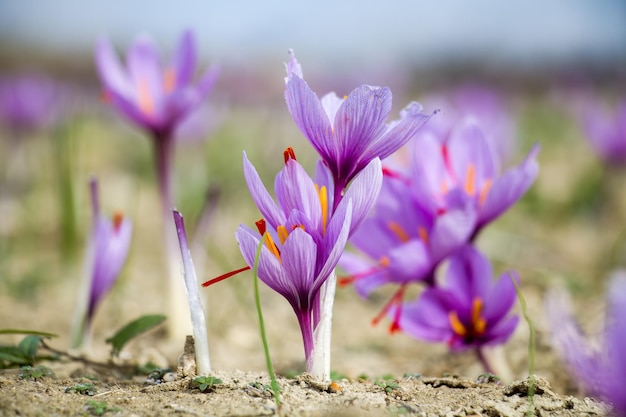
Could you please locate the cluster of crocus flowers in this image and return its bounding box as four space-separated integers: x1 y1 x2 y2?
71 178 132 349
339 107 538 374
582 98 626 166
545 272 626 416
95 29 219 339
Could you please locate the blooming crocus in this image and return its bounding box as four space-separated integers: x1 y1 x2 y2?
205 148 381 378
71 178 132 349
546 272 626 416
409 118 539 237
583 99 626 166
396 245 519 372
0 73 62 134
95 29 218 339
284 50 432 205
339 172 476 332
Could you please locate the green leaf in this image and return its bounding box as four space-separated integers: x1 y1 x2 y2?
0 329 57 337
0 346 30 365
105 315 166 357
18 336 41 361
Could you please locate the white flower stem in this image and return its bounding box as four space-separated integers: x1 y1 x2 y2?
311 270 336 382
173 210 211 375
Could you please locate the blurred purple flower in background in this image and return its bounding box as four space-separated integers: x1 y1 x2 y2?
71 178 132 349
421 85 517 169
0 73 62 134
409 119 539 237
284 50 432 205
582 99 626 166
546 272 626 416
95 29 219 139
397 245 520 371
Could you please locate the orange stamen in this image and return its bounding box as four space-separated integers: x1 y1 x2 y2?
471 298 487 335
448 311 467 337
137 79 154 116
464 164 476 196
163 68 176 93
202 266 251 287
283 147 296 164
263 232 281 261
112 211 124 230
388 222 410 242
418 226 429 244
478 179 492 205
318 185 328 235
277 225 289 244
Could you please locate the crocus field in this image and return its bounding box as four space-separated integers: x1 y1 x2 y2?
0 29 625 416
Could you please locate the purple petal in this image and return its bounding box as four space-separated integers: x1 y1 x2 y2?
314 159 335 211
428 206 476 263
284 49 303 81
363 102 432 162
285 76 335 164
95 37 132 99
483 315 519 346
398 290 455 343
337 157 382 235
444 246 491 307
197 64 220 99
447 120 495 186
483 271 519 324
320 92 344 124
172 30 196 87
385 239 432 284
316 200 352 287
242 152 285 228
334 85 391 163
281 228 317 309
127 35 164 113
274 159 322 231
339 252 389 298
478 143 539 227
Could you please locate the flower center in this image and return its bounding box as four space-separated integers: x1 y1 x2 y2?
137 78 155 116
448 297 487 341
163 68 177 93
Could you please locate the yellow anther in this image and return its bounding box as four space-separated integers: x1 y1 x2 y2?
379 256 390 267
318 185 328 235
263 232 281 262
471 298 487 335
388 222 410 242
277 225 289 245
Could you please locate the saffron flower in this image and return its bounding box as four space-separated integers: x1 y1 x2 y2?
95 29 218 339
95 30 218 138
284 50 432 203
546 272 626 415
410 118 539 236
206 148 381 377
0 73 62 134
71 178 132 349
582 98 626 165
339 172 476 331
396 245 519 371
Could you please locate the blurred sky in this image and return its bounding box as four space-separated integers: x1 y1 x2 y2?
0 0 625 71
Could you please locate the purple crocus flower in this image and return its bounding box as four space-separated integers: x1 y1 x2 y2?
71 178 132 348
409 118 539 237
338 171 476 332
396 245 519 368
583 99 626 166
546 272 626 415
206 148 381 372
95 30 218 139
284 50 432 205
0 73 62 134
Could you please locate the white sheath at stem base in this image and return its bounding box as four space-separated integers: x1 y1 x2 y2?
310 270 336 382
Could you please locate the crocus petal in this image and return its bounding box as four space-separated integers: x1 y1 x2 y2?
275 159 322 230
398 290 455 342
320 92 344 124
242 152 286 228
197 65 220 99
285 76 334 164
316 199 352 288
385 239 432 284
313 159 335 210
447 119 495 185
334 85 391 165
605 272 626 411
483 271 519 323
482 315 519 346
236 224 295 300
172 30 196 87
363 102 432 162
284 49 303 81
337 157 382 235
428 206 476 264
127 35 164 114
478 144 539 226
281 227 317 309
95 37 132 99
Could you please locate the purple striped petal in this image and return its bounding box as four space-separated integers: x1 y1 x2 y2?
242 152 285 228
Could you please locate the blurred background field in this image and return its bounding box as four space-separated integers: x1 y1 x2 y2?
0 0 625 396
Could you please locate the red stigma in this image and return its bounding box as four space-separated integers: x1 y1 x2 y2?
112 211 124 230
371 285 407 334
100 89 112 103
202 265 251 287
382 167 410 184
283 147 296 164
255 219 267 235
